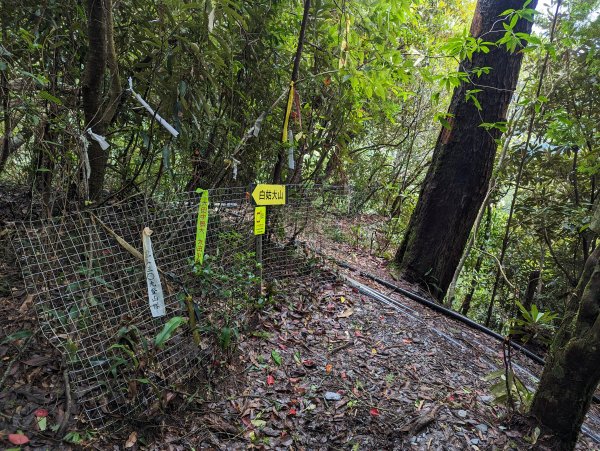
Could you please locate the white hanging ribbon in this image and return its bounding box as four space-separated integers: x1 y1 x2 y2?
79 134 91 181
232 157 240 180
287 129 295 170
86 128 110 151
128 77 179 138
142 227 166 318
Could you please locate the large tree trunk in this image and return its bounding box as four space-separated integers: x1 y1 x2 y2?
529 203 600 450
394 0 537 300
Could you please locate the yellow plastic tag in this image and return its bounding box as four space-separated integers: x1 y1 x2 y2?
194 189 209 264
282 81 295 142
254 206 266 235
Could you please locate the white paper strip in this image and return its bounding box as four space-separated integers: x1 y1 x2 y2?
86 128 110 151
232 157 240 181
128 77 179 138
142 227 166 318
79 134 91 181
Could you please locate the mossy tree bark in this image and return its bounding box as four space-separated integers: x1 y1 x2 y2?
530 203 600 450
394 0 537 300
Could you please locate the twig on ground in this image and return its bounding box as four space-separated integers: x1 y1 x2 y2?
58 369 73 434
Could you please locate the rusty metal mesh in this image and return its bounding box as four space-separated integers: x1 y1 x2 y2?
14 185 349 427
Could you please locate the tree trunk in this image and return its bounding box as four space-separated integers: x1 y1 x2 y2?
395 0 537 300
523 269 540 311
529 249 600 449
82 0 121 200
460 206 492 316
272 0 310 184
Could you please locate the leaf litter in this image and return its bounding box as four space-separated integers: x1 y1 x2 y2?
1 228 599 449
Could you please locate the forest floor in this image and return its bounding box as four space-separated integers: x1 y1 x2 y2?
1 203 600 449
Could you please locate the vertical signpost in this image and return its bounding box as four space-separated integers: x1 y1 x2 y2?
251 185 286 292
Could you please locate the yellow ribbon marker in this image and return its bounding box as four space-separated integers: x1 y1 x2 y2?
282 81 295 142
194 189 209 264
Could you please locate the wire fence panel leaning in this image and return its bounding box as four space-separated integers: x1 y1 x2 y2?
14 185 349 427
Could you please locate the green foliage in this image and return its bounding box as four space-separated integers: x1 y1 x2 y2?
485 368 533 413
154 316 186 349
509 302 557 345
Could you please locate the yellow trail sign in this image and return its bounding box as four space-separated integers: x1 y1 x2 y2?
254 206 266 235
252 184 286 205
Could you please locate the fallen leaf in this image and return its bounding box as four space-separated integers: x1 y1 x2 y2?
271 350 282 366
36 415 47 431
251 418 266 428
370 408 380 416
340 296 345 303
337 308 354 318
302 359 315 367
267 374 275 385
34 408 48 417
125 431 137 448
288 407 297 416
371 348 377 355
8 434 30 445
19 294 34 313
325 363 333 374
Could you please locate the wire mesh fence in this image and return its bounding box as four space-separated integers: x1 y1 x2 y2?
14 184 350 428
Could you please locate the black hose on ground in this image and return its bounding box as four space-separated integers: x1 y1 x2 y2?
317 253 600 404
334 260 544 364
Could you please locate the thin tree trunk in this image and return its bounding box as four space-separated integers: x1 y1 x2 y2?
395 0 537 301
460 205 492 315
485 0 562 325
272 0 310 184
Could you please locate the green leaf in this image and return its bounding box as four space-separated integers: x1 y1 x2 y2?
251 418 266 428
39 90 62 105
271 349 282 366
1 329 33 344
154 316 186 349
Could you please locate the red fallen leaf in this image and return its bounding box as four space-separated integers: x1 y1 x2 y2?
34 408 49 417
8 433 30 445
302 359 315 367
370 408 380 416
241 416 252 428
354 330 363 337
288 407 297 416
267 374 275 385
288 377 300 384
294 386 307 395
